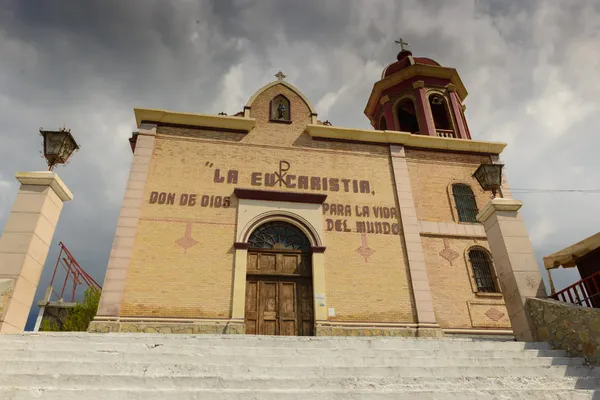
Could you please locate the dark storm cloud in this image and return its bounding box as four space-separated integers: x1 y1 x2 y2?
0 0 598 329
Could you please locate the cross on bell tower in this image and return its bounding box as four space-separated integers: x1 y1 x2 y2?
395 38 410 51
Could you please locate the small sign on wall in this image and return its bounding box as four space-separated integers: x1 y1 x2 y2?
328 308 336 317
315 293 325 307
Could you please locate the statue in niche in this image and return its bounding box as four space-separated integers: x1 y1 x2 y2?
277 101 287 120
271 95 290 121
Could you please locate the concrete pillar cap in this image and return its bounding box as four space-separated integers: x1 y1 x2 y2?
476 197 522 223
15 171 73 201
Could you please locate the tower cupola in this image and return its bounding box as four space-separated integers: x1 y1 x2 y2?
365 40 472 140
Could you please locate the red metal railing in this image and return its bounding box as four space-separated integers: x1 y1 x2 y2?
551 270 600 308
49 242 102 302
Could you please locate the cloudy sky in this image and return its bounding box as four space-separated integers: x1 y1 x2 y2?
1 0 599 329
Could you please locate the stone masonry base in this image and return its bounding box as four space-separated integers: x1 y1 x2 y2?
88 320 446 337
88 320 245 334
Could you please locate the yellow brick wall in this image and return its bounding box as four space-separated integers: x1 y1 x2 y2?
120 82 416 323
421 236 508 329
405 149 509 330
405 149 492 222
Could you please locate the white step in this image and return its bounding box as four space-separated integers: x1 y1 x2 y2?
0 350 585 367
3 373 599 391
1 388 596 400
0 333 552 351
0 336 566 358
1 360 597 378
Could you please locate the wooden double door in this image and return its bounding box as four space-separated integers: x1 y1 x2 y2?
245 250 314 336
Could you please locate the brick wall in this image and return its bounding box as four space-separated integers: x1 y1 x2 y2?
120 82 415 323
118 82 508 330
406 149 510 330
406 149 491 222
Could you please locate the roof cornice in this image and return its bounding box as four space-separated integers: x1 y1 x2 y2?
134 108 256 132
306 124 506 155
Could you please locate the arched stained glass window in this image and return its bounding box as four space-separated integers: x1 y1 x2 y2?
469 248 498 293
248 221 311 252
452 184 478 223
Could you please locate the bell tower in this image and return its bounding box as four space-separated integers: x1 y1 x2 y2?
365 40 472 140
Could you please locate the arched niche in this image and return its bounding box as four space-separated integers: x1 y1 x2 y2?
270 94 291 122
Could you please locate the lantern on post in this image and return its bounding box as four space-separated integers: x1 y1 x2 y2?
473 163 504 198
39 127 79 171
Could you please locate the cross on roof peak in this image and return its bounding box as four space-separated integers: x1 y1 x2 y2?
395 38 410 51
275 71 286 81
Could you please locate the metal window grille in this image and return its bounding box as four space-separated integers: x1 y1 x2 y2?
452 184 479 223
248 221 311 252
469 249 498 293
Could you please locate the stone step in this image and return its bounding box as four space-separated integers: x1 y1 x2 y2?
0 333 552 351
0 339 563 357
2 373 599 391
0 350 584 367
0 340 569 359
1 360 597 378
0 388 596 400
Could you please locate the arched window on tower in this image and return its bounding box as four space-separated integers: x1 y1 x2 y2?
396 98 420 134
270 94 291 122
468 248 499 293
379 115 387 130
429 94 453 135
452 184 478 223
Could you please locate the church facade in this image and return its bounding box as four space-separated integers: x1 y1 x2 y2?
90 49 514 337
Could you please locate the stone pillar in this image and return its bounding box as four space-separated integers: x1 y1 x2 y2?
94 123 156 322
311 250 328 323
0 171 72 333
476 198 546 341
446 85 469 139
380 96 394 130
230 245 248 321
412 81 436 136
390 145 441 337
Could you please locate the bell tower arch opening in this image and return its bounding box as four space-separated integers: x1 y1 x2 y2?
245 221 314 336
429 94 453 132
396 98 420 134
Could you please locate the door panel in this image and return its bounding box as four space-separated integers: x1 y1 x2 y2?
245 281 258 335
260 281 278 335
257 254 277 273
279 281 297 336
297 280 314 336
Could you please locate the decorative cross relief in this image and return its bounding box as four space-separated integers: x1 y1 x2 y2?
176 223 199 254
275 71 286 81
485 307 505 322
439 238 459 265
356 233 375 263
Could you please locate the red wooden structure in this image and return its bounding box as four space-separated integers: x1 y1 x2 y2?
551 270 600 309
49 242 101 302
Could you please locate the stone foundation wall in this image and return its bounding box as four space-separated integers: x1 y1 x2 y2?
316 325 419 337
527 297 600 365
88 321 449 337
88 320 245 335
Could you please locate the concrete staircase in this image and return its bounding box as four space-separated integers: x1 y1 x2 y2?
0 333 599 399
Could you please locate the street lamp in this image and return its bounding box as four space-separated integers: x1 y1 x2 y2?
39 127 79 171
473 163 504 198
